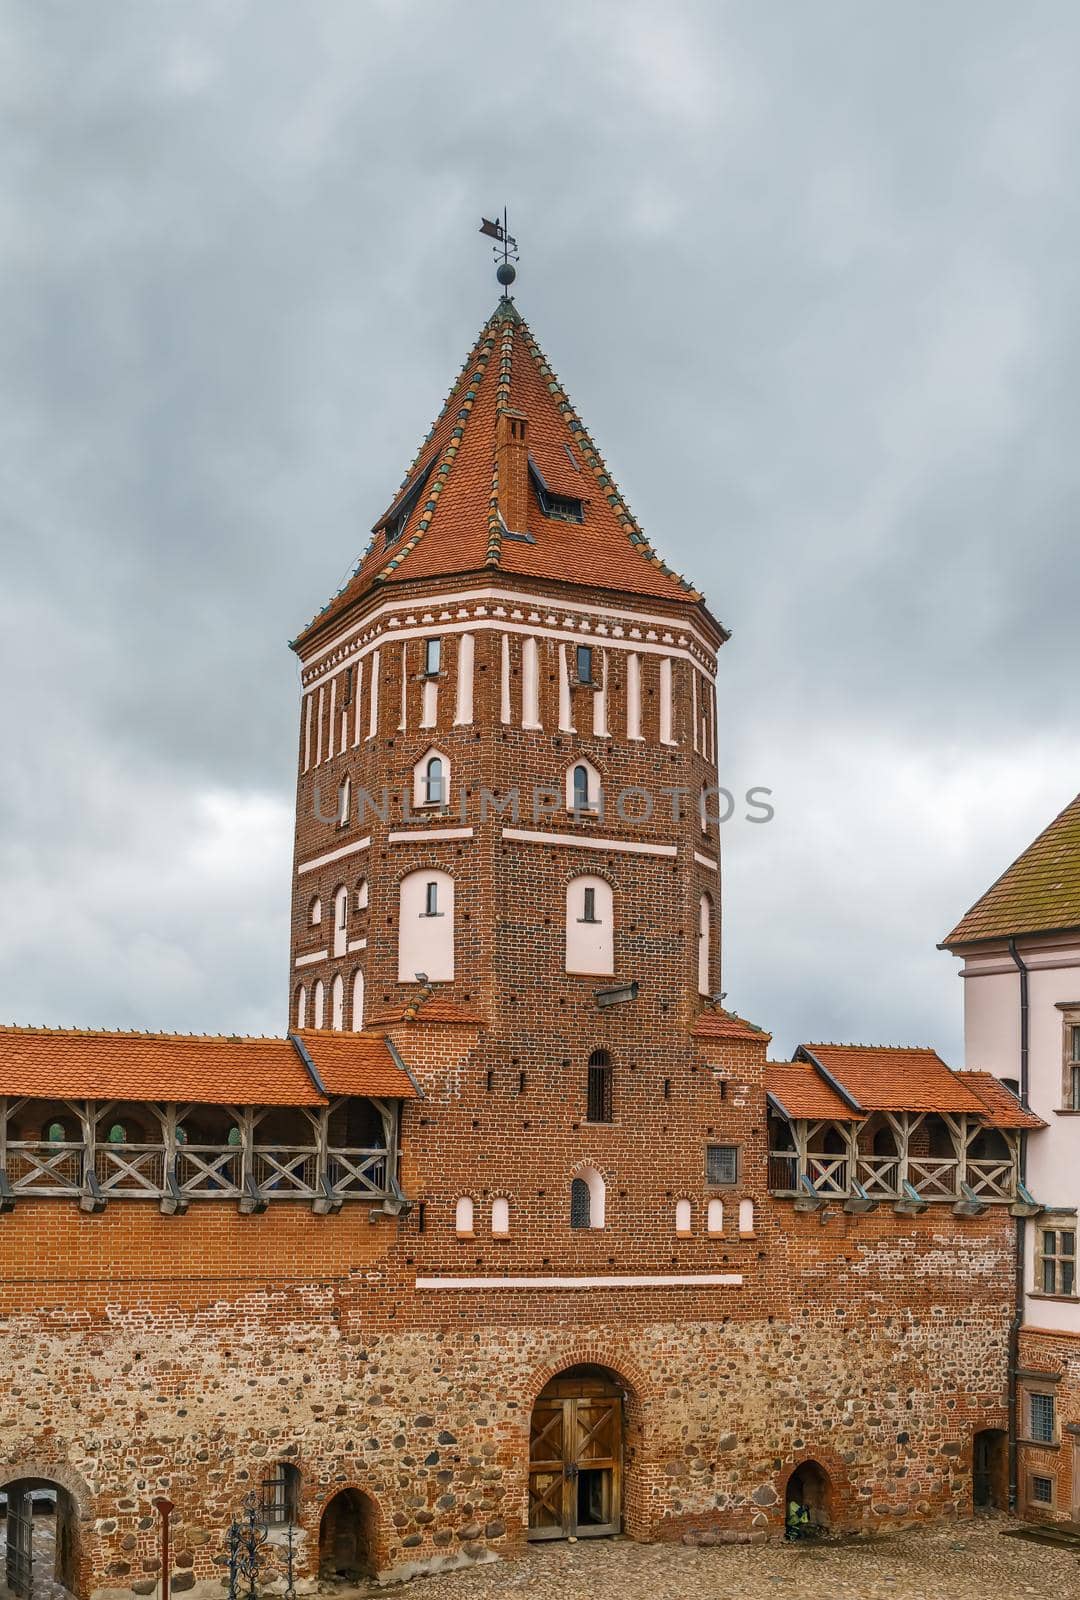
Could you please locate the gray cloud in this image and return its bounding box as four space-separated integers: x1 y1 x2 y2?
1 0 1076 1055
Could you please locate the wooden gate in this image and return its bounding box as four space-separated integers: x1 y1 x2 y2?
528 1371 623 1540
5 1487 34 1597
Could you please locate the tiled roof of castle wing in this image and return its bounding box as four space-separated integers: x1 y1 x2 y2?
796 1044 987 1115
294 1032 419 1098
765 1059 860 1121
941 791 1080 945
0 1026 324 1106
958 1070 1046 1130
292 300 710 649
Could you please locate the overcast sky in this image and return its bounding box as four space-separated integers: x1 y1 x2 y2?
2 1 1077 1059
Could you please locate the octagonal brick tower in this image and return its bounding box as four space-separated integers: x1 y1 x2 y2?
288 293 730 1115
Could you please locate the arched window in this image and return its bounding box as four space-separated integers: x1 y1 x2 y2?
333 884 349 957
337 776 351 828
697 893 712 997
454 1196 474 1235
569 1166 605 1230
351 968 365 1029
310 896 322 926
295 985 307 1029
412 746 451 811
398 869 454 983
565 758 600 814
107 1123 128 1144
586 1049 613 1123
491 1197 510 1236
707 1198 724 1234
331 973 344 1031
356 877 369 910
566 875 614 975
45 1120 68 1143
675 1198 692 1235
313 980 325 1029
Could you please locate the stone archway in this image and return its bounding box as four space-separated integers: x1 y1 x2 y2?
785 1459 832 1535
0 1474 82 1598
317 1488 379 1583
528 1365 631 1542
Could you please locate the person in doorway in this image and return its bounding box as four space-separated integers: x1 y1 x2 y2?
785 1497 811 1540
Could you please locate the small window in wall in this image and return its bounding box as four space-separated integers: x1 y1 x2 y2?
1038 1224 1076 1296
706 1144 738 1186
1029 1391 1056 1444
424 881 440 917
569 1167 605 1229
424 637 441 677
107 1123 128 1144
1068 1022 1080 1110
582 887 597 923
425 756 444 805
565 758 601 814
1031 1475 1054 1506
413 747 450 811
455 1196 474 1235
576 644 594 684
310 896 322 926
567 876 613 976
675 1198 692 1235
356 878 369 911
707 1198 724 1234
491 1197 510 1236
262 1461 301 1526
586 1049 613 1123
333 885 349 957
738 1198 755 1235
398 869 454 982
46 1121 67 1143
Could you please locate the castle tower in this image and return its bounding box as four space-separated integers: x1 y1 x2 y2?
288 295 729 1053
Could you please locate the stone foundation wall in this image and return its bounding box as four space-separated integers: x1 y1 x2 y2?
0 1203 1012 1597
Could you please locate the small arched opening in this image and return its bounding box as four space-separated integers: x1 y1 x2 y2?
784 1460 832 1538
0 1475 81 1597
528 1364 632 1542
317 1487 379 1582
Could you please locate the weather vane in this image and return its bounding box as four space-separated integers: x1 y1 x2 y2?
479 209 518 293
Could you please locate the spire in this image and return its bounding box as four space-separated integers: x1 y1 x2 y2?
293 301 710 650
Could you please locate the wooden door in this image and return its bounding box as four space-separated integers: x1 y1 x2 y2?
528 1390 622 1539
5 1488 34 1597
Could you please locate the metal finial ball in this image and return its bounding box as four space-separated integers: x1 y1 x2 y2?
496 260 517 288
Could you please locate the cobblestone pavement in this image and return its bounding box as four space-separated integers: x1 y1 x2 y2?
374 1518 1080 1600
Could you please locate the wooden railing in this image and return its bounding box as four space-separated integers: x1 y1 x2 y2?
769 1141 1019 1205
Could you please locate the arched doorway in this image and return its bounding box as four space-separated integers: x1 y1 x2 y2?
0 1478 79 1597
973 1428 1007 1510
785 1460 831 1536
528 1366 624 1541
317 1488 378 1583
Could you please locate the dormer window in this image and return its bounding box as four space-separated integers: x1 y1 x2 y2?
424 637 441 677
528 458 584 524
576 644 593 685
380 459 435 549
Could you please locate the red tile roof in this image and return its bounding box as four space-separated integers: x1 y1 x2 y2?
368 996 485 1027
691 1009 771 1043
0 1026 416 1106
942 791 1080 945
293 299 719 650
958 1070 1046 1130
295 1031 418 1098
765 1059 860 1122
796 1044 987 1115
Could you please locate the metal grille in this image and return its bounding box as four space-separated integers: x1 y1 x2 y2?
1031 1475 1053 1505
706 1144 738 1186
1030 1392 1055 1444
570 1178 591 1230
587 1052 612 1124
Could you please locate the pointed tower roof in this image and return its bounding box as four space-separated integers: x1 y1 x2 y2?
941 790 1080 946
293 299 717 650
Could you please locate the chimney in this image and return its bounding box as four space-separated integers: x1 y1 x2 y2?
496 409 529 535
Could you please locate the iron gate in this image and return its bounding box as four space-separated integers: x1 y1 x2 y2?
5 1488 34 1597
